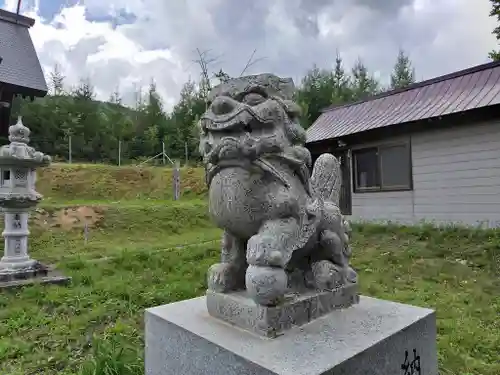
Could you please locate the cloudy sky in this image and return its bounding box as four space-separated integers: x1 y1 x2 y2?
1 0 498 110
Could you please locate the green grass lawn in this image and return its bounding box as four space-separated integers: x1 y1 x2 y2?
0 201 499 375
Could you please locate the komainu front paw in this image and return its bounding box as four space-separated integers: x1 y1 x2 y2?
246 233 284 267
311 260 344 291
319 230 346 266
207 263 242 293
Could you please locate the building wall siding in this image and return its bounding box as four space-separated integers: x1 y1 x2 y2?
348 120 500 228
350 190 414 223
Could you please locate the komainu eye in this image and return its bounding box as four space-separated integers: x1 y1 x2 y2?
242 93 266 106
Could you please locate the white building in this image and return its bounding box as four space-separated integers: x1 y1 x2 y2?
306 61 500 228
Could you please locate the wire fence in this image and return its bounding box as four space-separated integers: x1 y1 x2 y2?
26 135 200 168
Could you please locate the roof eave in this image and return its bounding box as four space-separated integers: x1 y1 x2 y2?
0 9 35 28
306 105 500 145
1 82 48 98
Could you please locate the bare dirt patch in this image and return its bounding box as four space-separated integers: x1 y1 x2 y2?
33 206 105 230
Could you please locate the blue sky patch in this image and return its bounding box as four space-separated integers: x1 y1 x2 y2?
0 0 136 28
85 8 137 29
0 0 76 20
38 0 79 20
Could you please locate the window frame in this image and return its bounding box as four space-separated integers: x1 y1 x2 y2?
352 140 413 193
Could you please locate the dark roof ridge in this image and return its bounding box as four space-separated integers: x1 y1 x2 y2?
321 60 500 113
0 9 35 28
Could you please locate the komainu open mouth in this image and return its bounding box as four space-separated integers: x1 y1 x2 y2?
200 101 275 133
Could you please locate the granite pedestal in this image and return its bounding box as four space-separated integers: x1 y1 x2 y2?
145 296 438 375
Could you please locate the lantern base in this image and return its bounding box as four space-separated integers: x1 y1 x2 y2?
0 256 36 270
0 261 71 290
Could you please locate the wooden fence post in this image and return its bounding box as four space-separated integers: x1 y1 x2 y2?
173 161 180 200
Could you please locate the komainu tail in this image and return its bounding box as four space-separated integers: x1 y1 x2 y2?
310 153 342 205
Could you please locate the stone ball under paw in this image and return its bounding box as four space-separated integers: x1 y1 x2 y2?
342 231 350 245
343 245 353 258
343 219 352 233
345 266 358 284
245 265 287 306
320 230 343 250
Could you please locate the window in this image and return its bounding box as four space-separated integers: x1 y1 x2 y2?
353 143 412 192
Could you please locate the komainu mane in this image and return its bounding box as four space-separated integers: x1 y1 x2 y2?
198 73 357 306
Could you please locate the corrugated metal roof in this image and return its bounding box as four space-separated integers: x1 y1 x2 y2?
306 61 500 143
0 10 47 96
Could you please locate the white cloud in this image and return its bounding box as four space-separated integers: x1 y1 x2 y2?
6 0 499 111
11 2 189 109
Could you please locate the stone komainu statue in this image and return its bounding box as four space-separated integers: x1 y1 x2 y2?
198 73 357 306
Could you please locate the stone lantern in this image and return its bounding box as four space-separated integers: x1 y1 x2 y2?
0 117 69 288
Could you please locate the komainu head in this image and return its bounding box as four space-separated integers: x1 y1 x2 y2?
198 73 307 170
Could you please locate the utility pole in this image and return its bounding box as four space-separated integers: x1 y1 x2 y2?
173 161 180 200
68 135 72 164
118 139 122 166
16 0 22 15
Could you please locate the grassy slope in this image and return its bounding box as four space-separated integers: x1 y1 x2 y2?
37 163 207 203
0 164 499 375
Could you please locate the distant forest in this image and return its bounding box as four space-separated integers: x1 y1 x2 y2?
11 50 417 165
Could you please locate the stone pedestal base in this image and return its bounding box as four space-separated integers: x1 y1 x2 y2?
206 283 359 338
0 261 71 290
145 296 438 375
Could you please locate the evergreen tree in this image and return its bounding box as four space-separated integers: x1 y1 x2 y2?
72 77 95 100
133 84 145 110
331 52 353 105
390 49 416 89
296 65 336 128
167 80 207 160
489 0 500 60
350 58 379 101
145 80 167 153
49 64 65 96
109 87 122 105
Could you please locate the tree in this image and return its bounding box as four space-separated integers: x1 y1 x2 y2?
390 49 416 89
296 65 336 128
295 52 376 128
350 58 380 101
193 48 219 107
331 52 353 105
144 80 168 153
167 80 207 160
49 64 65 96
489 0 500 60
214 69 231 83
109 87 122 105
72 77 95 100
